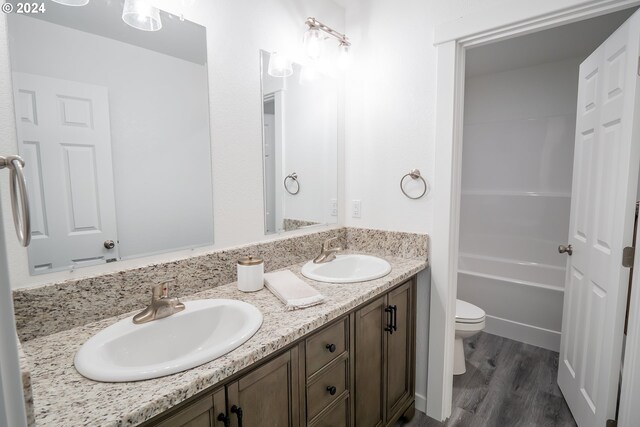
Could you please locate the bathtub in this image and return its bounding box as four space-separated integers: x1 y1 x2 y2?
457 252 565 351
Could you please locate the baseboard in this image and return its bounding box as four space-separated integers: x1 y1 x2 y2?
415 392 427 413
485 315 561 352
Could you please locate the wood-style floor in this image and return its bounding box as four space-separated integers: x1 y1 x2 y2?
400 332 577 427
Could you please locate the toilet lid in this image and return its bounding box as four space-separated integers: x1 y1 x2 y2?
456 299 485 322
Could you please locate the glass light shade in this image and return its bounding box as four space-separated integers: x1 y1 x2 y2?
122 0 162 32
268 52 293 78
51 0 89 5
338 43 351 71
303 28 324 60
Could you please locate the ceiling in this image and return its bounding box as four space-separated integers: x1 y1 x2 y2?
7 0 207 65
466 7 638 77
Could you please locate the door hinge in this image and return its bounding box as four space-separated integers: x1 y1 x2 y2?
606 419 617 427
623 246 635 268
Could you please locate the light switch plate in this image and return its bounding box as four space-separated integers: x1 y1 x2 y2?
352 200 361 218
330 199 338 217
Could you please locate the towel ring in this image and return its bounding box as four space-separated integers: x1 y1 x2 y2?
400 169 428 200
284 172 300 195
0 155 31 246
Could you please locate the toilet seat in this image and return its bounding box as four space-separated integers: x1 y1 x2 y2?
455 299 485 324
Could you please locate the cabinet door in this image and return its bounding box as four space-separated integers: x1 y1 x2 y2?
155 388 225 427
227 349 300 427
385 281 415 423
354 296 386 427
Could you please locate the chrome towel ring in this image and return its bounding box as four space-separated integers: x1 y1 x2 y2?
284 172 300 195
400 168 429 200
0 155 31 246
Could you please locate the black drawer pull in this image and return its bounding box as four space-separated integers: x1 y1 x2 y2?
231 405 243 427
217 413 231 427
326 343 337 353
327 385 337 396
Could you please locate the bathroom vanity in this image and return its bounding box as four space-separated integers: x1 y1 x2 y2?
144 278 416 427
15 227 428 427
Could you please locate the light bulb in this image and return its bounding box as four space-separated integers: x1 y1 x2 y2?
122 0 162 32
338 42 351 71
303 27 324 60
51 0 89 5
268 52 293 78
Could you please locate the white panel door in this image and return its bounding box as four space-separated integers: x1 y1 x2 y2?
12 72 118 273
558 11 640 427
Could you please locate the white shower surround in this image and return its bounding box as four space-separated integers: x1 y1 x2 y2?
458 57 581 352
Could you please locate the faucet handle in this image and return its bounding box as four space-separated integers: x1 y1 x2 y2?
151 280 174 299
322 236 340 251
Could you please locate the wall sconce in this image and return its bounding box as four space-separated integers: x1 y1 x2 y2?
268 51 293 78
303 17 351 68
51 0 90 5
122 0 162 32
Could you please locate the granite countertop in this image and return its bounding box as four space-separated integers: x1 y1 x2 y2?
21 254 427 427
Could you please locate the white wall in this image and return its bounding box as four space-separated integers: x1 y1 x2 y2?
0 0 346 289
8 15 214 261
341 0 512 417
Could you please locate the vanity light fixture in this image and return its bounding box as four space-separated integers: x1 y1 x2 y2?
303 17 351 66
268 51 293 78
51 0 89 5
122 0 162 32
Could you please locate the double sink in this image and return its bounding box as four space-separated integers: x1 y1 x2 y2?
74 254 391 382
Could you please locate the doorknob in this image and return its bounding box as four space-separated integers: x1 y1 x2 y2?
558 244 573 256
104 240 115 250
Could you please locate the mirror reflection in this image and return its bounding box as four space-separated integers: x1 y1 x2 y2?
7 1 214 274
260 50 339 235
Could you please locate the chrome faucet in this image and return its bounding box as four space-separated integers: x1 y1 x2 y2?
313 237 343 264
133 281 185 324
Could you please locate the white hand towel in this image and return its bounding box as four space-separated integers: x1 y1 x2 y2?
264 270 325 310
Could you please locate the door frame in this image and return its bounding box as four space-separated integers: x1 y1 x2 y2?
619 217 640 426
430 0 640 421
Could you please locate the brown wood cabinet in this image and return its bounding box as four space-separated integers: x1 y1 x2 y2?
354 280 415 427
227 349 300 427
144 277 417 427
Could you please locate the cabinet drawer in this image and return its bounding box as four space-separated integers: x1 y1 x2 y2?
307 356 348 420
309 395 349 427
306 317 348 376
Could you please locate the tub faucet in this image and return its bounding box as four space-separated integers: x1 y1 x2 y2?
313 237 342 264
133 281 185 324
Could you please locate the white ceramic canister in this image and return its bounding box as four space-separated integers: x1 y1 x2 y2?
237 256 264 292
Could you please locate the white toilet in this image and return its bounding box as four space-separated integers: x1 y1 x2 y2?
454 299 486 375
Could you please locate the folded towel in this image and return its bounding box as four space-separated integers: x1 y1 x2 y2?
264 270 325 310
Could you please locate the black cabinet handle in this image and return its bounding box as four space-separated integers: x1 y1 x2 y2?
231 405 243 427
326 343 336 353
327 385 337 395
384 306 394 334
217 413 231 427
391 305 398 332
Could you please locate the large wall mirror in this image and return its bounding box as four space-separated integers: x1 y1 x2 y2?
6 1 213 274
260 50 338 235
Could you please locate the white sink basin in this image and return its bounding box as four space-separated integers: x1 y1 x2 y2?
301 254 392 283
74 299 263 382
